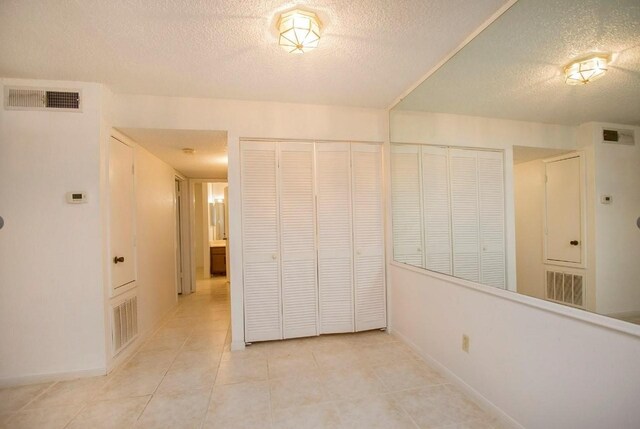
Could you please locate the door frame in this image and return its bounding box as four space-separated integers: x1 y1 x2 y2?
108 135 138 298
174 174 189 295
542 151 587 269
188 178 229 293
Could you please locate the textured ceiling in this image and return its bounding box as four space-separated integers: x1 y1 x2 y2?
0 0 507 108
395 0 640 126
119 128 228 179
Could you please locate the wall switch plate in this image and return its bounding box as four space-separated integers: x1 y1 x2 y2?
462 334 470 353
600 195 612 205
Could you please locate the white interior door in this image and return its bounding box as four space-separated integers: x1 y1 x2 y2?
545 156 583 264
278 142 318 339
449 148 480 283
352 144 386 331
241 142 282 342
478 151 506 288
391 145 424 267
316 143 354 334
421 145 453 275
109 137 136 292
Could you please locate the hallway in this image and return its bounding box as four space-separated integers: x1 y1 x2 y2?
0 277 499 428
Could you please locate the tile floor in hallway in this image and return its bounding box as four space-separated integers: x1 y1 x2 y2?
0 276 502 429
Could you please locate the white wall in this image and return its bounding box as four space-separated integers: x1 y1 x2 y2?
0 78 107 384
388 110 640 428
390 266 640 429
208 183 227 201
133 143 179 340
513 159 545 299
591 123 640 316
111 94 388 349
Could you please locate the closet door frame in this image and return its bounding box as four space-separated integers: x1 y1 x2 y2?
241 138 387 343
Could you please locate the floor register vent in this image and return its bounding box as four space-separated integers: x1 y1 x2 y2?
112 296 138 355
545 269 585 308
4 87 81 111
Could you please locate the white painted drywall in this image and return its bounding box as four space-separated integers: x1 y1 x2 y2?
590 123 640 315
389 265 640 428
513 159 545 299
133 144 179 339
111 94 388 349
0 78 106 383
208 183 227 201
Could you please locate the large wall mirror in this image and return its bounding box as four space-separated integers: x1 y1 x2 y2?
390 0 640 325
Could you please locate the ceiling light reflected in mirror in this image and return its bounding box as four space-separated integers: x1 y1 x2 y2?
564 54 610 85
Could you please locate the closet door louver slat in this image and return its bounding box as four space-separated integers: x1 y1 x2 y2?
279 142 318 339
478 151 506 288
391 145 424 267
352 144 386 332
421 146 453 275
449 149 480 283
241 142 282 342
316 143 355 334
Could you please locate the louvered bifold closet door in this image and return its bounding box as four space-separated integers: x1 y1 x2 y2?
477 151 505 288
241 142 282 342
351 144 386 331
421 146 453 275
316 143 354 334
278 142 319 339
449 149 480 283
391 145 424 267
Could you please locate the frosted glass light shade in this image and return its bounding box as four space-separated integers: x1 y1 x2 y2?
564 55 609 85
278 9 321 54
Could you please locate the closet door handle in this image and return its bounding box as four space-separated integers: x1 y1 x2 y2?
570 240 579 246
113 256 125 264
271 254 277 260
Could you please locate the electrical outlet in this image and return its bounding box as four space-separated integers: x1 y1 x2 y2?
462 334 470 353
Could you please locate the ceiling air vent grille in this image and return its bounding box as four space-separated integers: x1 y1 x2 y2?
5 87 81 111
46 91 80 109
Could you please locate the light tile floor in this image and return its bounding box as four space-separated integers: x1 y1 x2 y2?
0 276 502 429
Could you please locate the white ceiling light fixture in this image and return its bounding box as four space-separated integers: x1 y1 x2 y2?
278 9 321 54
564 54 610 85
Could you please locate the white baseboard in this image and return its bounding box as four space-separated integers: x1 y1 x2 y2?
0 302 181 389
389 328 524 429
0 367 106 388
230 341 246 351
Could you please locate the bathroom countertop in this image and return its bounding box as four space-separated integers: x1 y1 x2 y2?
209 240 226 248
